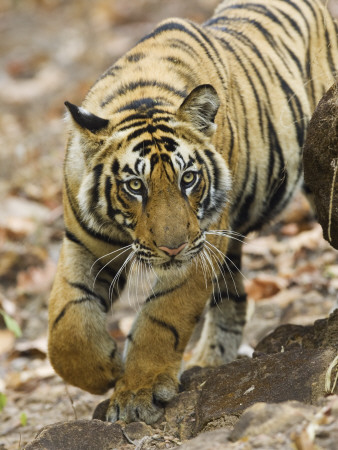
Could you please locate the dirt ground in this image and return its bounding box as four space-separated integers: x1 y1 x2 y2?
0 1 337 448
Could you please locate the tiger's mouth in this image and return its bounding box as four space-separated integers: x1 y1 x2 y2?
133 235 205 272
158 259 185 270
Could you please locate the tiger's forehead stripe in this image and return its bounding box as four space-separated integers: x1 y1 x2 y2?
101 80 187 108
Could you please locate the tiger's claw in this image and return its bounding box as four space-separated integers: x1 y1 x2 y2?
106 373 177 424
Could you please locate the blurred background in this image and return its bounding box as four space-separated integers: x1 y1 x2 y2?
0 1 337 448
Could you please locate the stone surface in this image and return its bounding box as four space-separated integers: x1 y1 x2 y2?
26 310 338 448
303 81 338 249
164 390 200 440
192 347 337 434
255 308 338 354
24 419 125 450
178 396 338 450
175 429 231 450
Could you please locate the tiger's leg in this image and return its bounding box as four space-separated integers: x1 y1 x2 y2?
106 271 212 424
187 239 247 367
48 237 127 394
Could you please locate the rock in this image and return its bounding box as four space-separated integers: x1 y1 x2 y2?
179 396 338 449
191 347 337 434
24 419 125 450
175 429 231 449
165 390 200 440
229 396 338 449
255 308 338 354
26 312 338 448
303 81 338 249
229 401 316 441
123 421 154 441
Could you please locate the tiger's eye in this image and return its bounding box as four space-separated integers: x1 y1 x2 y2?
127 179 143 192
181 171 196 187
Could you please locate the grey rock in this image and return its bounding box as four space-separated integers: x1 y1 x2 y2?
303 81 338 249
193 347 337 434
175 429 231 449
179 396 338 449
26 311 338 448
24 419 125 450
255 308 338 354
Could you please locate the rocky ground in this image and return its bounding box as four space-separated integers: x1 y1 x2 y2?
0 1 337 449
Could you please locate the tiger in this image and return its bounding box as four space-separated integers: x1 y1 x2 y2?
48 0 338 424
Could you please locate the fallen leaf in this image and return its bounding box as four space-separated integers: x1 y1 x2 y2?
10 336 47 360
0 329 15 355
16 259 56 294
245 275 288 301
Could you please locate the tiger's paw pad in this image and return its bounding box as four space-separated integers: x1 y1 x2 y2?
106 374 177 424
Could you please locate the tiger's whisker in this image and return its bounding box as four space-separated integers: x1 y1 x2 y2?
204 246 225 307
109 251 136 303
204 241 230 301
90 244 133 274
92 245 133 291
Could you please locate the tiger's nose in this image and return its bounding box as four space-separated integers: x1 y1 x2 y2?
158 242 187 257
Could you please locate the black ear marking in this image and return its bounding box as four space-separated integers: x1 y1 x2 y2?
178 84 220 136
65 101 109 133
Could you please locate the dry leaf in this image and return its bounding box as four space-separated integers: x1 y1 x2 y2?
245 275 288 301
0 329 15 355
16 259 56 294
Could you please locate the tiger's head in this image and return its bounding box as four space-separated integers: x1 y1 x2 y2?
65 84 232 273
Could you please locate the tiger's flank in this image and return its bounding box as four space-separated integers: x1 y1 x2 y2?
48 0 338 424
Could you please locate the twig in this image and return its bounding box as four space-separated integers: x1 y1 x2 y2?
64 383 77 420
328 158 338 243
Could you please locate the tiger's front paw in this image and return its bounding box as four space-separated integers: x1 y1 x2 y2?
106 372 178 424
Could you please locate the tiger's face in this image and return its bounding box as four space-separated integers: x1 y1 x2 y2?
66 85 232 273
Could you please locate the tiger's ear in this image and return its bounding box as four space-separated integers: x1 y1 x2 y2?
65 101 109 133
177 84 220 137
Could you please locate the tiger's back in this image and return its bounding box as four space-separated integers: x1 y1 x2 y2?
48 0 338 424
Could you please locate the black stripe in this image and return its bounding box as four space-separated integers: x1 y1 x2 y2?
117 112 174 130
67 280 108 312
203 149 225 211
217 324 243 335
232 171 258 231
148 315 180 351
102 80 186 107
53 297 95 328
283 0 310 30
281 41 303 76
126 52 145 63
92 164 104 207
276 9 304 41
138 20 194 44
189 21 227 89
126 127 150 142
97 65 122 81
145 282 185 303
276 72 305 148
227 116 235 164
216 27 274 80
64 174 129 247
218 343 225 355
132 140 153 154
150 153 159 172
224 252 241 271
104 176 116 221
112 159 120 176
168 37 200 59
117 97 167 112
214 35 266 133
233 293 247 303
65 228 87 249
